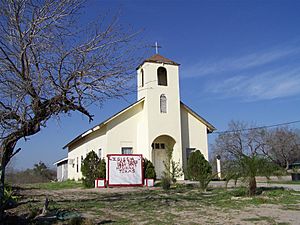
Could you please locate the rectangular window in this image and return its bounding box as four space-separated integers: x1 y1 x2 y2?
121 147 133 154
152 143 166 149
98 148 102 158
153 143 166 149
141 70 144 87
76 157 79 173
160 95 167 113
186 148 196 163
69 159 75 168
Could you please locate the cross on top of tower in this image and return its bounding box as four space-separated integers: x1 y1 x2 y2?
151 41 162 54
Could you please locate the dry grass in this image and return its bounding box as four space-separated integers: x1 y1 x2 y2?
5 184 300 224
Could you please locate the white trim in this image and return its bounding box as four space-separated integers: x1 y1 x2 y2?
53 157 68 165
82 130 92 137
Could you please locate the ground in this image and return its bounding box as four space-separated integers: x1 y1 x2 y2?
4 179 300 225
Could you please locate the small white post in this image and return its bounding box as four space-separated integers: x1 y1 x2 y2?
216 155 221 180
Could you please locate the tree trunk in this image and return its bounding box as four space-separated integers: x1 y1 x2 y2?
0 154 7 219
285 161 289 171
0 142 16 219
249 176 257 196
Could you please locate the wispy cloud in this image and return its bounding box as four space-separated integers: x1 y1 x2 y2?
182 42 300 101
183 45 300 78
206 67 300 101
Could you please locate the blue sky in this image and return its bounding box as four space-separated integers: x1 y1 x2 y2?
13 0 300 169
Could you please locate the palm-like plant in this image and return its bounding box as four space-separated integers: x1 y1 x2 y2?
213 121 281 196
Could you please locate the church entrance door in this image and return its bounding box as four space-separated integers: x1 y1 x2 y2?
153 148 167 179
151 135 176 179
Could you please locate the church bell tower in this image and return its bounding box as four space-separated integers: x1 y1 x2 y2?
136 53 183 178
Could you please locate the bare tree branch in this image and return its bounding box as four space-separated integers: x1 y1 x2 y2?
0 0 142 214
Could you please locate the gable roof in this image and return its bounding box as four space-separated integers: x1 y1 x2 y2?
63 98 145 149
137 54 180 69
180 101 216 133
63 98 216 149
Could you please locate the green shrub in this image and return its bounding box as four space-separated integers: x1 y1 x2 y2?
163 145 183 185
231 187 248 197
98 158 106 179
186 150 212 191
144 158 156 180
2 185 18 210
170 160 183 183
161 173 171 190
81 151 106 188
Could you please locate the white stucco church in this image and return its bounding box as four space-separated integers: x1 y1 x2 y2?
55 54 215 181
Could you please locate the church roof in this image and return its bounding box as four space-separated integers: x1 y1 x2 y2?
53 157 68 165
63 99 216 150
137 54 180 69
180 102 216 133
63 98 215 149
63 98 145 149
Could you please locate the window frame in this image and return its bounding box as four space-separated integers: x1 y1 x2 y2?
160 94 167 113
76 157 79 173
157 67 167 86
121 147 133 154
141 69 144 87
152 143 166 149
98 148 102 158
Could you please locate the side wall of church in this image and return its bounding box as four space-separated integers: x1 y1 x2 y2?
106 102 144 155
67 128 107 180
67 102 145 181
181 106 209 172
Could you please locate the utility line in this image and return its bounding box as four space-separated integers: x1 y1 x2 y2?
212 120 300 135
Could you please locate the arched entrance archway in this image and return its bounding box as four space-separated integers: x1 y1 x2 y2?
151 135 176 179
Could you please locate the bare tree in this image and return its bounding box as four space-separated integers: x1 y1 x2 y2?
0 0 140 214
264 127 300 170
212 121 278 196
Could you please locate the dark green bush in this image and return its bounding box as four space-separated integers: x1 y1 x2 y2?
186 150 212 191
144 158 156 180
81 151 106 188
98 158 106 179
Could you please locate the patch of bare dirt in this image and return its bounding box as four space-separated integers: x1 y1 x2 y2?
5 186 300 224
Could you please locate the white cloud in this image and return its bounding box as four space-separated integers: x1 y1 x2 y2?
207 67 300 101
183 45 300 78
182 42 300 101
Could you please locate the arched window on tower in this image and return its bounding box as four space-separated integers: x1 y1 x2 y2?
160 94 167 113
141 69 144 87
157 67 167 86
